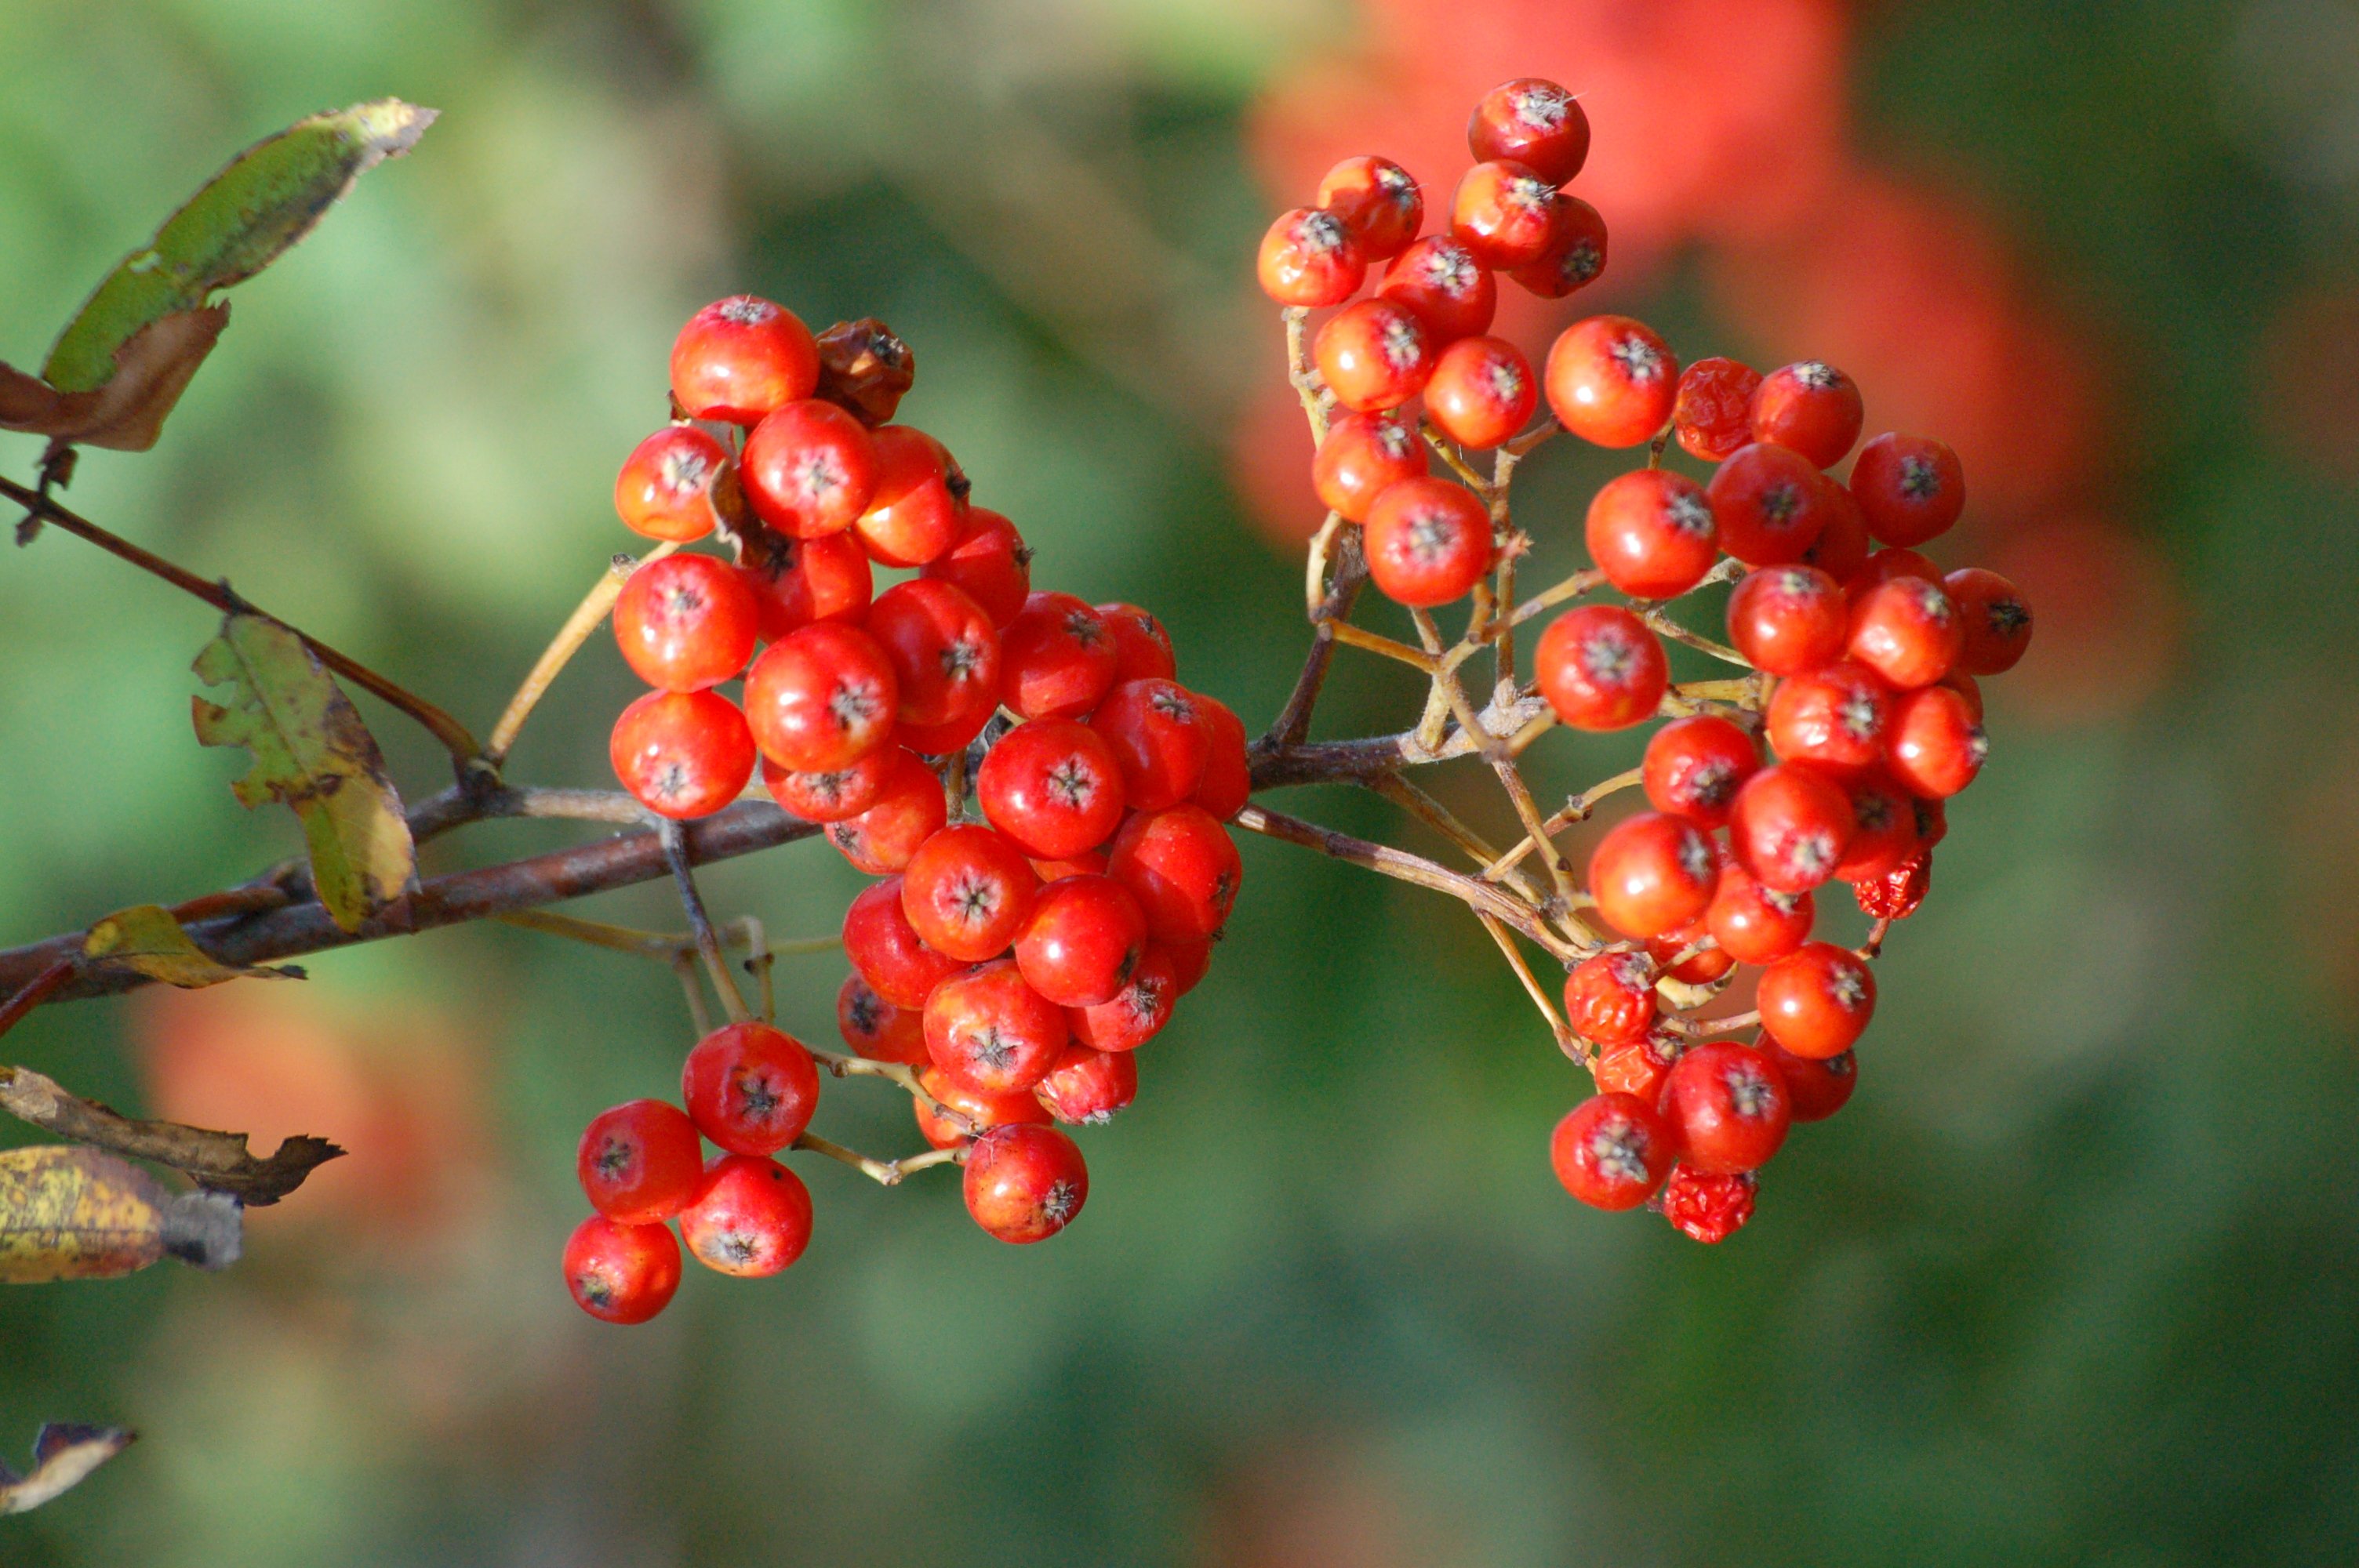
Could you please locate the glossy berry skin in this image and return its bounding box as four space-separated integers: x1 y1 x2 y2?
1509 194 1608 298
1802 477 1874 584
922 508 1031 629
1165 936 1212 996
1089 679 1211 813
896 706 992 759
924 960 1068 1094
976 718 1129 860
1649 918 1736 984
738 529 873 641
1758 942 1877 1059
1657 1042 1791 1175
576 1099 703 1224
1727 764 1854 893
1709 442 1830 564
867 579 1001 729
682 1022 821 1156
1767 662 1894 774
1725 566 1847 677
1587 811 1718 939
742 622 899 773
1000 592 1120 720
826 753 947 873
1848 546 1943 599
564 1215 682 1325
1750 361 1863 469
1468 77 1590 183
1425 336 1538 450
841 877 965 1009
1586 468 1718 599
740 399 879 538
610 689 755 820
671 296 819 423
1190 694 1250 821
615 425 728 542
1034 1042 1139 1125
1362 477 1495 606
1943 568 2034 675
913 1066 1053 1149
678 1155 812 1278
838 973 929 1066
853 426 965 568
1836 770 1921 882
1641 715 1760 829
1550 1093 1675 1211
1562 950 1657 1044
1885 684 1988 799
1706 865 1815 964
1536 605 1667 731
1847 577 1963 689
762 746 897 823
1769 1044 1856 1122
1449 159 1559 269
964 1123 1088 1244
1672 358 1762 463
1257 206 1366 307
1107 805 1242 942
1851 433 1965 546
1096 603 1177 684
612 553 760 692
1313 298 1435 412
1378 236 1497 344
1594 1025 1685 1104
1016 875 1148 1007
1068 942 1180 1051
900 824 1041 963
1545 315 1677 448
1659 1166 1757 1243
1312 412 1425 522
1316 155 1422 260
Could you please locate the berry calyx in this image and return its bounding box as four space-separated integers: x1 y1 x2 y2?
1850 433 1965 546
1757 942 1877 1058
1750 361 1863 469
1535 604 1667 730
740 398 879 538
1033 1041 1140 1125
671 295 819 424
564 1215 682 1324
1313 297 1436 412
1544 315 1677 448
923 960 1069 1094
741 622 900 773
1423 336 1538 450
1107 804 1242 942
1467 77 1591 183
963 1123 1089 1243
678 1155 813 1277
1316 156 1423 260
576 1098 703 1223
609 688 755 820
1585 468 1718 600
615 426 728 542
1258 206 1367 307
1362 476 1496 605
976 717 1129 860
1551 1092 1675 1210
1641 715 1760 829
1587 811 1718 938
682 1021 822 1156
1657 1042 1791 1175
901 823 1041 963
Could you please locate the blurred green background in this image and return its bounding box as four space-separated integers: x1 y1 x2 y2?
5 0 2358 1563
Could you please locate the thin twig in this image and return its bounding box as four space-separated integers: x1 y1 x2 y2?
660 820 751 1023
792 1132 965 1186
1477 913 1586 1065
0 959 75 1044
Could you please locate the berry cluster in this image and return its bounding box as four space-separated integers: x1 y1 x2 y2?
1262 80 2033 1244
568 296 1247 1323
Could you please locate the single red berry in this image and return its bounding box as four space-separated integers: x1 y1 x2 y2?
1709 442 1830 564
1089 679 1212 813
1885 684 1988 799
921 507 1032 629
976 718 1129 860
612 553 761 691
1068 942 1180 1051
901 823 1041 963
1659 1165 1757 1243
896 706 992 758
682 1021 821 1156
1107 804 1242 942
1362 476 1495 606
1587 811 1717 938
1448 158 1560 269
1768 1044 1856 1122
1758 942 1877 1058
740 398 879 538
838 972 929 1065
1834 769 1921 882
1648 917 1736 984
1766 661 1894 774
737 528 873 641
1034 1041 1139 1125
1847 577 1964 689
1165 935 1212 996
1258 206 1367 307
615 425 728 542
1015 874 1148 1007
1536 604 1667 730
1586 468 1718 599
1030 851 1109 880
964 1123 1089 1243
1657 1041 1791 1174
1096 602 1177 684
761 745 898 823
1315 155 1422 260
741 622 899 773
1850 433 1965 546
1000 592 1120 720
853 425 966 568
1594 1023 1685 1103
1641 715 1760 829
1671 357 1762 463
1563 950 1658 1044
1706 863 1815 964
577 1098 703 1223
1313 298 1435 412
1424 336 1538 450
1750 361 1863 469
924 960 1069 1094
840 876 965 1008
678 1154 813 1277
610 688 755 819
1190 694 1251 821
1726 566 1848 677
1468 77 1590 183
913 1065 1052 1149
1508 194 1608 298
1801 476 1874 583
1550 1092 1675 1210
1545 315 1677 448
826 750 948 874
1313 411 1426 523
1847 546 1943 599
1853 849 1931 921
1726 764 1854 893
671 295 819 424
1943 568 2034 675
867 579 1001 730
1377 235 1496 344
564 1214 682 1324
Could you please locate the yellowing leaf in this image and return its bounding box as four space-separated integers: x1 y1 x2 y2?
0 307 227 454
191 612 414 933
0 1425 136 1515
0 1146 240 1284
1 1066 343 1207
82 904 300 987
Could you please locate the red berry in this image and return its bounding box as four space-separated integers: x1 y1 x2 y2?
896 706 994 758
1563 950 1658 1044
1312 411 1426 522
1257 206 1366 307
1757 942 1876 1058
1585 468 1717 599
1535 604 1667 730
963 1123 1088 1243
1708 442 1830 564
1671 357 1762 463
1766 661 1894 774
1550 1092 1675 1210
576 1098 703 1223
913 1065 1052 1149
742 622 899 772
1508 193 1608 299
1068 942 1180 1051
1657 1041 1791 1174
1467 77 1590 183
1847 577 1963 689
1000 592 1120 720
1594 1023 1685 1103
976 718 1129 860
671 295 818 424
1943 568 2034 675
612 553 760 691
1313 298 1435 412
1706 864 1815 965
1848 546 1943 599
1096 602 1177 684
1726 566 1848 676
827 750 948 874
615 426 727 542
1659 1166 1757 1243
1834 769 1921 882
1424 336 1537 449
762 745 897 823
1850 433 1965 546
1853 849 1931 921
841 876 965 1008
852 426 965 568
1448 159 1559 269
1107 804 1242 942
682 1021 821 1156
867 579 1001 729
1089 679 1212 813
737 528 873 641
1016 874 1148 1007
1033 1040 1139 1124
1648 917 1735 984
563 1214 681 1324
1885 684 1988 799
1190 693 1251 821
1641 715 1760 829
1726 764 1854 893
610 688 755 819
678 1154 812 1277
1750 361 1863 469
1315 156 1422 260
1801 477 1873 583
740 399 878 538
1165 935 1212 996
838 973 929 1065
1362 477 1495 606
921 507 1031 629
1587 811 1718 938
901 823 1040 963
1768 1044 1856 1122
1545 315 1677 448
924 960 1068 1094
1378 236 1496 344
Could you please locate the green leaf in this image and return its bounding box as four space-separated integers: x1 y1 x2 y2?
191 612 415 933
82 905 300 987
0 1425 136 1515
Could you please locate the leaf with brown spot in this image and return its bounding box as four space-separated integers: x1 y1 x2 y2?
0 306 227 454
0 1145 242 1283
0 1425 136 1515
82 904 300 988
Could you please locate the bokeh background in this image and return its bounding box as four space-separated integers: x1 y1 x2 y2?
4 0 2358 1562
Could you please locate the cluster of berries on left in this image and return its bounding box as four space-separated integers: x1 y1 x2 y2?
565 297 1247 1324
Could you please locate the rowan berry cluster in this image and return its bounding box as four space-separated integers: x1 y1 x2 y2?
1263 79 2033 1244
567 296 1246 1323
